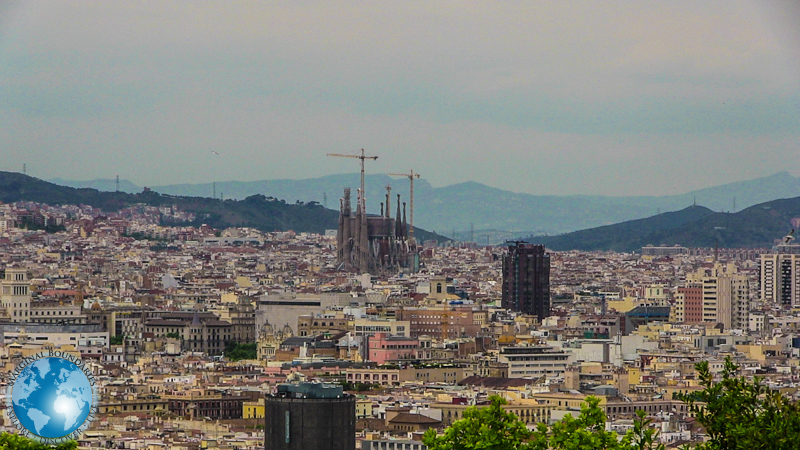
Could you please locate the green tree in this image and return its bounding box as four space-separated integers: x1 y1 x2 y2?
424 395 664 450
678 356 800 450
423 396 535 450
165 332 181 339
224 342 257 361
531 396 627 450
0 432 77 449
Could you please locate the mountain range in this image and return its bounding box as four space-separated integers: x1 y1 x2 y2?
2 172 448 242
51 172 800 238
532 199 800 252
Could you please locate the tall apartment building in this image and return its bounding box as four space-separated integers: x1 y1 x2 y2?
502 243 550 321
760 247 800 307
1 266 31 322
686 263 748 330
671 286 703 324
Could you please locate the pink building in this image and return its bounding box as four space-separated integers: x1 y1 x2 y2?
367 333 420 364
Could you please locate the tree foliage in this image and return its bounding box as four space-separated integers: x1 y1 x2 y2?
0 432 77 450
423 396 535 450
423 396 663 450
224 342 257 361
427 358 800 450
678 357 800 450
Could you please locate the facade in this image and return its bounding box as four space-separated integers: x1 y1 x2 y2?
98 398 169 415
0 323 108 347
352 318 410 338
265 382 355 450
142 311 232 355
498 345 570 379
502 243 550 321
672 286 703 324
346 368 401 387
257 293 355 337
362 440 427 450
243 398 265 419
167 392 248 420
1 267 31 322
366 333 420 363
212 301 256 342
29 299 87 324
641 245 688 257
435 401 553 427
687 263 749 330
760 250 800 307
298 314 349 337
395 307 483 338
336 188 417 274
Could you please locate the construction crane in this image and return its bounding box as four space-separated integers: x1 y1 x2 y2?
388 170 421 239
327 149 378 209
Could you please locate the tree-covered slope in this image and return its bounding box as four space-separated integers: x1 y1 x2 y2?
0 172 448 241
532 199 800 252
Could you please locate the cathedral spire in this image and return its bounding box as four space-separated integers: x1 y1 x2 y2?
403 202 408 238
395 194 402 237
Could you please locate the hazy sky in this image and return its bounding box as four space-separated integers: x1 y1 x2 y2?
1 1 799 196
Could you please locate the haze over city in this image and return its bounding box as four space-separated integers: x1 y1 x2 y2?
5 2 800 449
1 1 799 196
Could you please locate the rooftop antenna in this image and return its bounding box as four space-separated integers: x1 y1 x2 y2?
327 149 378 212
116 175 120 192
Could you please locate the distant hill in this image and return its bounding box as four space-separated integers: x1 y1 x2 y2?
49 177 140 194
2 172 448 242
531 199 800 252
50 171 800 238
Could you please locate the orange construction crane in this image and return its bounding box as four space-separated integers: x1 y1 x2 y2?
388 170 421 239
327 149 378 209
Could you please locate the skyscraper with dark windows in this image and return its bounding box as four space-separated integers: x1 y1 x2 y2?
502 243 550 321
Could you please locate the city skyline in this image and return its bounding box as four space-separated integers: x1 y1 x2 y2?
1 1 799 196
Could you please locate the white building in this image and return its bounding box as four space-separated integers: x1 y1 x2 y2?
760 249 800 307
0 323 109 347
1 266 31 322
499 345 570 379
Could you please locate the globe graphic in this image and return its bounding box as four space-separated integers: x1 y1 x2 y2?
11 357 93 438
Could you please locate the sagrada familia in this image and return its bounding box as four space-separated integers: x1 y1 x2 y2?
336 187 418 273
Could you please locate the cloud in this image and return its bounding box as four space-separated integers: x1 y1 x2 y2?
0 1 798 195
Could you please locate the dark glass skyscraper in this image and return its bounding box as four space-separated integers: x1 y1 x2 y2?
502 243 550 321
